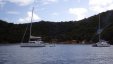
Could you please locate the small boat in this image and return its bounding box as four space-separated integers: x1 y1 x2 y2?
92 40 110 47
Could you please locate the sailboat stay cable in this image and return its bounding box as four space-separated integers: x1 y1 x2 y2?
21 0 35 43
29 6 34 42
21 6 35 43
21 24 29 43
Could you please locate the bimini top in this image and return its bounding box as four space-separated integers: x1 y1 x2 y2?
30 36 41 39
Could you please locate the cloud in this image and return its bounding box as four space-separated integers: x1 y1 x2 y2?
89 0 113 13
18 11 41 23
77 0 81 2
69 8 88 20
7 11 19 14
0 0 5 8
107 4 113 10
1 0 58 7
7 0 34 6
63 0 69 2
89 0 113 6
52 12 59 16
63 0 80 2
41 0 58 5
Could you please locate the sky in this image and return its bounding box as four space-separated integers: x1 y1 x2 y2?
0 0 113 24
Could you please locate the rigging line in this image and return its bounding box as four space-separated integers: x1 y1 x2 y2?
21 0 36 43
21 24 29 43
28 4 35 42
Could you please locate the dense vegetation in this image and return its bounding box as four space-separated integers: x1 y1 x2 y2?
1 10 113 44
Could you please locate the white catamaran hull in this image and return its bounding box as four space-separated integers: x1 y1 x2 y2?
20 43 45 47
92 41 110 47
92 44 110 47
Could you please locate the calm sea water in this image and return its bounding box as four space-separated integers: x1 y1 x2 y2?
0 44 113 64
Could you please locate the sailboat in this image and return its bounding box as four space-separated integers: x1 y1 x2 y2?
20 6 45 47
92 14 110 47
20 36 46 47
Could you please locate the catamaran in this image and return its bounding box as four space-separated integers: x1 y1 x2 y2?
20 5 45 47
92 40 110 47
20 36 45 47
92 14 110 47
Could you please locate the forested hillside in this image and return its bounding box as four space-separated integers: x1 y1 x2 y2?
0 10 113 44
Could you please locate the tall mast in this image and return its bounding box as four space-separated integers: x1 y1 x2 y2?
99 14 101 42
29 6 34 42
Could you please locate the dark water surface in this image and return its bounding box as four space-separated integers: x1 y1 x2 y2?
0 44 113 64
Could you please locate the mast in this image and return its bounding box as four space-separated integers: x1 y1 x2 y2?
29 6 34 42
99 14 101 42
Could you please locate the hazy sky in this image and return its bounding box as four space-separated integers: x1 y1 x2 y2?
0 0 113 23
